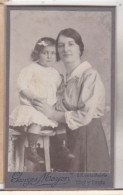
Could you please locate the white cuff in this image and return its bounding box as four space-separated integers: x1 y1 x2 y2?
65 111 78 130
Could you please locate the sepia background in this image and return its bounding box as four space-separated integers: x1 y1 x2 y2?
9 9 112 152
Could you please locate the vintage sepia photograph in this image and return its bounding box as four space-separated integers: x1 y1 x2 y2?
5 5 115 189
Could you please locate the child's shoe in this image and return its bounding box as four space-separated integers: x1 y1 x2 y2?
25 147 44 164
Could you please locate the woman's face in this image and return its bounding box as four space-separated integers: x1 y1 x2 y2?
57 35 81 64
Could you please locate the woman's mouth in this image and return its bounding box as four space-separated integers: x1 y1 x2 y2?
47 60 53 62
63 53 72 57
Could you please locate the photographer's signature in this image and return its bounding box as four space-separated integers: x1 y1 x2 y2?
11 172 71 187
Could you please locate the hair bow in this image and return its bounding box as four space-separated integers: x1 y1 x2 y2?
37 40 48 46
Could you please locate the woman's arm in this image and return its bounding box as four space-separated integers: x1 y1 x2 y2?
51 110 66 123
64 69 105 130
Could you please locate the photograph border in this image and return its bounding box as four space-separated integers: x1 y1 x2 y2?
5 4 115 190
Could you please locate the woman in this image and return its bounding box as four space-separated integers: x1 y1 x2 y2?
33 28 110 172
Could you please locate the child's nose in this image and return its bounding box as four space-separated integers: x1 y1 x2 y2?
47 53 52 58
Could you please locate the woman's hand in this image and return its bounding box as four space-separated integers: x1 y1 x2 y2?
32 98 66 123
32 98 54 119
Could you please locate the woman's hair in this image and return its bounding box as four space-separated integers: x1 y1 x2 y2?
56 28 84 61
31 37 56 62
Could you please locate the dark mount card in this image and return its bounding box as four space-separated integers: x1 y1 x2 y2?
5 5 115 189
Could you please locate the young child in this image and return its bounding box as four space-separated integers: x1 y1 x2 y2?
9 37 62 163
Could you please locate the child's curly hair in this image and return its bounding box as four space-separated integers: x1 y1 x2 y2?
31 37 56 62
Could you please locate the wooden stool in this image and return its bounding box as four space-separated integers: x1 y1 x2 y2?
38 130 56 172
9 129 26 172
9 129 56 172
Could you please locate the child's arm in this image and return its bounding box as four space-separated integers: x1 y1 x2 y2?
19 88 35 104
17 65 38 104
20 89 46 107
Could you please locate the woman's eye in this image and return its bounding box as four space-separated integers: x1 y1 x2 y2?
42 51 46 55
52 52 56 55
69 42 74 46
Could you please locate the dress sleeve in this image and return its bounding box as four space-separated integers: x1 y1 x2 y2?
17 65 33 92
65 69 105 130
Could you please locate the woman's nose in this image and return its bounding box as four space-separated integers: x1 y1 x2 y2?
64 44 69 52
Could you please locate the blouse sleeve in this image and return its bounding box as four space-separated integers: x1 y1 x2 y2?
65 69 105 130
56 74 65 95
54 74 67 112
17 65 33 92
55 71 63 89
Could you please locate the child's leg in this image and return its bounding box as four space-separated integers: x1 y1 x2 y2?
26 124 44 163
27 124 41 134
27 124 41 148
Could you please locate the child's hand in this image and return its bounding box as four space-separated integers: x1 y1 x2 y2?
32 97 46 104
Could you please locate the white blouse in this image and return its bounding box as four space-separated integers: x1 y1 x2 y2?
56 61 105 130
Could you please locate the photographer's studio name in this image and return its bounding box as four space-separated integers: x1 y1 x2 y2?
11 172 70 187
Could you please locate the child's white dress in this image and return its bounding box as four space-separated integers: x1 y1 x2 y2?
9 63 62 128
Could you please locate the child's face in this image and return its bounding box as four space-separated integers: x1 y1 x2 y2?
39 46 56 67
